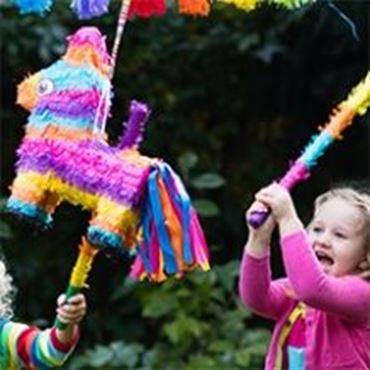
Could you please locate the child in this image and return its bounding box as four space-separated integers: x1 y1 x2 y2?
0 258 87 369
239 183 370 370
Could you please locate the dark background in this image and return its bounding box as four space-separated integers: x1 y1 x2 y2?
0 1 369 369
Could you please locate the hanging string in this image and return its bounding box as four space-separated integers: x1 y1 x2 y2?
92 0 132 134
327 0 359 42
110 0 132 79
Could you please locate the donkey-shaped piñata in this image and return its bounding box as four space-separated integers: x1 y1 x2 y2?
7 27 209 281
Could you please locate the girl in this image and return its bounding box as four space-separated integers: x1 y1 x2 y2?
239 183 370 370
0 258 87 369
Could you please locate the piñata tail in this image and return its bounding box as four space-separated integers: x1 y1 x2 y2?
130 163 210 282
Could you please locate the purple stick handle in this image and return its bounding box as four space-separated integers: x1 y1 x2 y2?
248 210 271 228
247 162 310 228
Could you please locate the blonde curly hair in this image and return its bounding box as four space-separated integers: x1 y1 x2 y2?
313 186 370 278
0 259 15 319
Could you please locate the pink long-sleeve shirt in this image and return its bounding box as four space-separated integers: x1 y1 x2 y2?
239 230 370 370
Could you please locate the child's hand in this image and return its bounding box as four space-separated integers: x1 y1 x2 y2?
56 293 87 325
254 183 296 224
246 200 276 244
254 183 303 236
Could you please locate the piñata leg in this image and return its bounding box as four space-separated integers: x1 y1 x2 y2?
7 171 59 226
87 198 139 252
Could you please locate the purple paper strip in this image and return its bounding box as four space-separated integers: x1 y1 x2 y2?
16 138 153 206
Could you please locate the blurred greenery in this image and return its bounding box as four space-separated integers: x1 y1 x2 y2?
0 1 369 369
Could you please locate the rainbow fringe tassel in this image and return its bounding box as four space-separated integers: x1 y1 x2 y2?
130 162 210 282
11 0 317 16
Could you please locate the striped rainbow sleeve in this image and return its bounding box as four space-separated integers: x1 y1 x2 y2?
0 319 79 369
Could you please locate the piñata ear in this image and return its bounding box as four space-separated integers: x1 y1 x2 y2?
117 100 151 150
63 27 111 76
70 0 110 20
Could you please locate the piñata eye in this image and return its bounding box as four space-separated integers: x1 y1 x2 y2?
37 79 54 95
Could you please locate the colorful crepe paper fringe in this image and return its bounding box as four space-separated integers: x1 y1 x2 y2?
178 0 211 16
11 0 52 15
128 0 166 18
118 100 150 150
11 0 316 17
130 163 210 282
219 0 315 11
271 0 315 8
248 71 370 228
7 27 210 282
54 238 98 329
70 0 110 19
218 0 260 11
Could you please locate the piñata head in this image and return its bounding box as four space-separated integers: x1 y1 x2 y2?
17 26 111 130
7 27 210 281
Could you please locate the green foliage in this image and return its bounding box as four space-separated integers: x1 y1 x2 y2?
177 151 225 217
0 199 13 240
69 261 270 370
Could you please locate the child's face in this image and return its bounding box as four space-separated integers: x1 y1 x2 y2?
307 197 367 277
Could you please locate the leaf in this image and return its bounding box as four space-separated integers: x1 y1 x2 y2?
164 314 205 344
110 342 143 367
164 320 183 344
237 34 260 52
208 340 234 353
178 151 199 172
142 292 178 318
253 43 285 64
87 346 113 367
191 173 226 189
234 348 252 366
185 355 219 370
0 221 12 239
193 199 220 217
214 260 240 292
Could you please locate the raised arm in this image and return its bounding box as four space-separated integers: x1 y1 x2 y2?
239 248 294 320
239 201 293 320
255 183 370 324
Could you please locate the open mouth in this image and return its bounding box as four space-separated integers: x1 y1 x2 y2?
315 250 334 267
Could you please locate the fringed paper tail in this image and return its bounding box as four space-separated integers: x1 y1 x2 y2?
129 162 210 282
